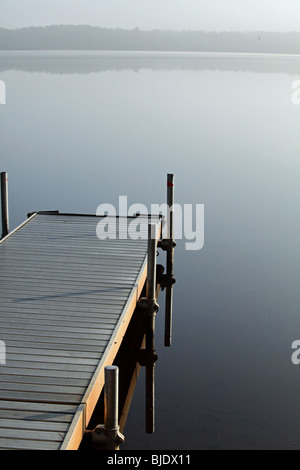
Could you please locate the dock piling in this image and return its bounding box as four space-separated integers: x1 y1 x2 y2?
92 366 124 450
146 223 158 433
137 222 159 434
146 222 158 303
104 366 119 431
1 172 9 239
157 174 176 346
165 174 174 347
167 173 174 241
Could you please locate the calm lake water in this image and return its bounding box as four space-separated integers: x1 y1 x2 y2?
1 51 300 450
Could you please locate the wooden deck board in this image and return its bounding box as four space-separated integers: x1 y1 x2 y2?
0 212 160 450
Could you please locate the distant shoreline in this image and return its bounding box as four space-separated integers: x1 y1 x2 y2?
1 26 300 54
0 50 300 57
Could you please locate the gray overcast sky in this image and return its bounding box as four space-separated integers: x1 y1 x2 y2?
1 0 300 31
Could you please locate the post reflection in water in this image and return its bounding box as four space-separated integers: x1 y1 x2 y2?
119 248 176 439
80 223 176 449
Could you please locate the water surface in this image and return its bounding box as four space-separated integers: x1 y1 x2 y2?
1 51 300 450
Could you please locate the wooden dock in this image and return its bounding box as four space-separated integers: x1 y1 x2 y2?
0 211 162 450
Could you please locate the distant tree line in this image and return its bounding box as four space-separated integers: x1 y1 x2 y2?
0 25 300 53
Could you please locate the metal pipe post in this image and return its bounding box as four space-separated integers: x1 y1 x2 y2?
146 222 157 302
91 365 124 450
104 365 119 431
145 222 158 434
165 173 175 346
1 172 9 239
164 286 173 347
167 173 174 241
145 222 158 351
145 362 155 433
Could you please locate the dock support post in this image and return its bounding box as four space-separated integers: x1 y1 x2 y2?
139 222 159 352
1 172 9 239
167 173 174 243
165 173 175 347
146 222 158 434
104 366 119 431
158 174 176 347
146 222 158 304
137 222 159 434
91 366 124 450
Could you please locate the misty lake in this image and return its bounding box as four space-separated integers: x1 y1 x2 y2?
1 51 300 450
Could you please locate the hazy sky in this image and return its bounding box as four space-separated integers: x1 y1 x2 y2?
1 0 300 31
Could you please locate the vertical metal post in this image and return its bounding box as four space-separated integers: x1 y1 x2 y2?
146 222 157 302
145 222 158 434
167 173 174 242
145 359 155 434
104 366 119 431
92 365 124 450
145 222 158 353
1 172 9 239
165 173 174 347
165 288 173 347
